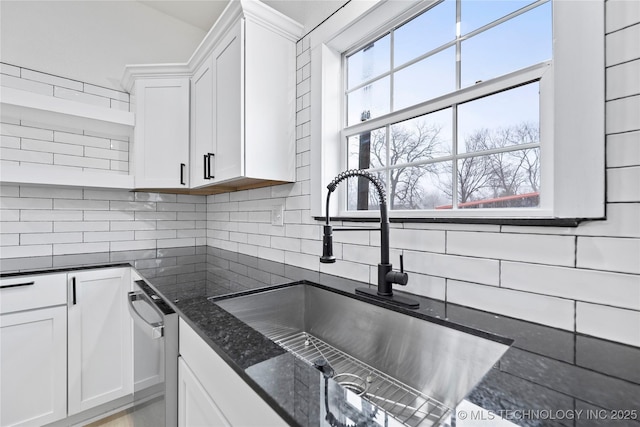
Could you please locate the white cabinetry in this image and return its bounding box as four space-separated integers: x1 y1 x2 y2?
132 78 190 189
190 55 215 188
178 318 286 426
124 0 303 194
67 267 133 415
0 274 68 427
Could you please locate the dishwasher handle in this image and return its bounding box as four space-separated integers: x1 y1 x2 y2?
128 290 164 339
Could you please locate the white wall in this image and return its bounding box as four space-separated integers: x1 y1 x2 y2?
0 1 207 91
205 0 640 347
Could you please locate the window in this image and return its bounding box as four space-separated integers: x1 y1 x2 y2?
310 0 604 220
344 0 550 213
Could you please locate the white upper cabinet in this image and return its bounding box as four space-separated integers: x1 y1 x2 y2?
124 0 303 193
132 78 190 189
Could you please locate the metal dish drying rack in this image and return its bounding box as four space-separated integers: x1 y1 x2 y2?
258 324 451 427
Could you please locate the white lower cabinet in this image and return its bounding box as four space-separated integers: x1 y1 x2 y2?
178 318 287 427
0 306 67 427
67 267 133 415
178 357 231 427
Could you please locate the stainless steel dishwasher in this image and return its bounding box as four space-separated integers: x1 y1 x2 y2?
128 280 178 427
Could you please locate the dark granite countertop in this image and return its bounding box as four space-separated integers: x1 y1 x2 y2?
2 245 639 427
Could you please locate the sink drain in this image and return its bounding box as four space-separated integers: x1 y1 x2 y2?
333 373 368 396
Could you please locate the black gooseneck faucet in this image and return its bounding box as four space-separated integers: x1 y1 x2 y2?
320 169 419 309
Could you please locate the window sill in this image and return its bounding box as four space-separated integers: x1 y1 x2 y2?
313 216 593 227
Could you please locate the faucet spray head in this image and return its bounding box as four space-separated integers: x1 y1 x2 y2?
320 225 336 263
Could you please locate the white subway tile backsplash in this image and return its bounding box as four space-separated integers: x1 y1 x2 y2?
156 238 195 248
578 203 640 237
54 221 110 232
84 231 134 242
20 186 83 200
21 232 82 245
404 250 500 286
157 202 196 212
1 147 53 164
607 131 640 168
20 138 85 156
607 0 640 33
83 83 129 102
0 234 19 246
320 259 369 283
135 230 176 240
21 210 83 221
54 86 110 108
271 236 301 252
110 160 129 172
1 197 52 210
400 273 446 301
577 303 640 347
53 242 109 255
502 261 640 310
0 186 19 198
447 231 575 266
0 210 19 221
0 74 54 96
606 95 640 134
109 201 155 211
85 146 128 161
21 69 83 91
1 123 53 140
577 236 640 274
0 63 20 77
110 240 156 252
606 23 640 66
54 154 110 170
54 132 110 149
0 245 52 258
110 100 130 112
247 233 271 247
607 59 640 100
110 221 155 231
85 189 134 201
284 250 319 271
607 166 640 202
0 136 20 149
110 140 129 152
84 210 135 221
54 199 109 211
447 280 575 330
0 221 52 233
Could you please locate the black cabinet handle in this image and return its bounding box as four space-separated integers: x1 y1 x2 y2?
203 154 210 180
180 163 186 185
72 277 77 305
207 153 214 179
0 281 34 289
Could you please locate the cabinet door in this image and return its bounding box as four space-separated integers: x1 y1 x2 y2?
0 306 67 427
178 357 231 427
212 20 243 184
133 78 190 189
190 55 215 189
68 268 133 415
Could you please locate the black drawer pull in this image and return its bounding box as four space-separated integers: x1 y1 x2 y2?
180 163 186 185
72 277 77 305
0 281 35 289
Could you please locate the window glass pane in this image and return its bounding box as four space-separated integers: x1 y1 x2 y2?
347 76 390 126
389 163 452 210
460 2 551 88
457 148 540 208
457 83 539 154
348 128 386 170
347 34 391 89
347 171 386 211
394 47 456 111
394 0 456 67
389 108 453 166
460 0 538 35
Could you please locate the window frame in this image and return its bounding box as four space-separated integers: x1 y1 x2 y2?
309 0 604 221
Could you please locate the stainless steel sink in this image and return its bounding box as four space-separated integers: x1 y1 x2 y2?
213 283 511 427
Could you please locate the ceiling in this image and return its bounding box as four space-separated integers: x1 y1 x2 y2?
0 0 348 91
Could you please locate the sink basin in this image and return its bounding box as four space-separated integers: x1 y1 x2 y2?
213 282 511 426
